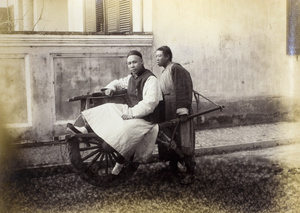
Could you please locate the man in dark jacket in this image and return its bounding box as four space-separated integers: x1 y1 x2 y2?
156 46 196 185
67 50 163 175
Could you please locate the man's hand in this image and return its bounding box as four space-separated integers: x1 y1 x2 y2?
104 88 114 97
121 114 134 120
179 114 188 122
177 107 189 122
121 107 134 120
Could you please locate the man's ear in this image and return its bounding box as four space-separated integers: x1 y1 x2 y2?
167 54 171 61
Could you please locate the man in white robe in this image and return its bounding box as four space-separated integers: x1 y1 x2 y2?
67 50 163 175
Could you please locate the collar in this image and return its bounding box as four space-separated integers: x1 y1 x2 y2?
131 66 146 79
162 62 173 73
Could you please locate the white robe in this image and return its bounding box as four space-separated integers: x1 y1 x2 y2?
82 75 163 163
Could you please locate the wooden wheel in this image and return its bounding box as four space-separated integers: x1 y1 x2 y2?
67 133 139 187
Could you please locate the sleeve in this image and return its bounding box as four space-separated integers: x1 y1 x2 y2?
130 76 163 118
105 75 131 91
171 64 193 113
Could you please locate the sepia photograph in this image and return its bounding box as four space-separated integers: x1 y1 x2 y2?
0 0 300 212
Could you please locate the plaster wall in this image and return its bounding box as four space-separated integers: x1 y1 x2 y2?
0 34 154 142
151 0 299 101
33 0 68 31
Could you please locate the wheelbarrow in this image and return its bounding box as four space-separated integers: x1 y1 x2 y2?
56 90 224 187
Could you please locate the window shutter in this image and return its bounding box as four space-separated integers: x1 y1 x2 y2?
84 0 97 32
96 0 104 32
84 0 132 33
119 0 131 32
287 0 300 55
105 0 131 33
105 0 119 32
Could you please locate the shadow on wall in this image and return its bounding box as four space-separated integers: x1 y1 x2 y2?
192 96 299 130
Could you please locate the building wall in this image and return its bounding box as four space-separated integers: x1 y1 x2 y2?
152 0 292 98
150 0 300 126
0 0 299 143
0 0 299 170
0 34 154 142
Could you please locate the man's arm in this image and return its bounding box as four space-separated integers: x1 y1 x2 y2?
171 64 193 115
130 76 163 118
104 75 131 95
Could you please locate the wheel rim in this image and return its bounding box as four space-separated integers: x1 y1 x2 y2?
68 135 139 187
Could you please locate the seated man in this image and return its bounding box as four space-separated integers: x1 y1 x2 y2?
67 50 163 175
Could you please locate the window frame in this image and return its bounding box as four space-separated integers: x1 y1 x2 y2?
287 0 300 55
0 0 149 35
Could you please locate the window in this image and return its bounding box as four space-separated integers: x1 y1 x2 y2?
287 0 300 55
0 6 13 31
0 0 151 34
106 0 132 33
84 0 132 33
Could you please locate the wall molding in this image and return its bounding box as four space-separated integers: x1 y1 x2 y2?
0 54 33 128
0 34 153 47
49 52 128 124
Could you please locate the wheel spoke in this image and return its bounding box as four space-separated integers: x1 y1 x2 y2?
86 152 101 170
82 148 100 161
110 151 119 162
82 140 100 145
105 154 109 175
79 145 101 151
108 153 115 167
68 135 140 187
94 153 105 173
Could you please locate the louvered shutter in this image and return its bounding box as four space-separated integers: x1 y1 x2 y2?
287 0 300 55
106 0 119 32
84 0 97 32
105 0 131 33
119 0 131 32
84 0 132 33
96 0 104 32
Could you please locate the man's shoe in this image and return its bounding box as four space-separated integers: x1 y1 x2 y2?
111 162 124 175
168 161 180 172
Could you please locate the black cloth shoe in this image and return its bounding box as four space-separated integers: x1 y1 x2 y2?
67 123 81 134
168 160 180 172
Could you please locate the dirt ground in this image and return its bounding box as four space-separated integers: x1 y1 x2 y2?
1 143 300 213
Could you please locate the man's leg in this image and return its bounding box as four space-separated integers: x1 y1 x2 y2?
67 114 91 134
111 154 125 175
169 156 180 172
102 142 125 175
180 155 196 185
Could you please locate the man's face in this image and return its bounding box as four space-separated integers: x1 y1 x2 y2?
155 50 169 67
127 55 143 75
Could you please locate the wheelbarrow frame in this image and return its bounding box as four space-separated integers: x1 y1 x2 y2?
58 89 224 187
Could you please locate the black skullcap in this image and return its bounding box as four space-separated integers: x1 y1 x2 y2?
127 50 143 59
157 46 172 61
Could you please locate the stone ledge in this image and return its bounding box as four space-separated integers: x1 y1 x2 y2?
0 34 153 47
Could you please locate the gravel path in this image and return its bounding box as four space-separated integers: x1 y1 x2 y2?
1 143 300 213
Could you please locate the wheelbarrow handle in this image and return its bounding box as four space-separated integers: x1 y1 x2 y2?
67 89 127 102
187 105 225 120
158 105 224 129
